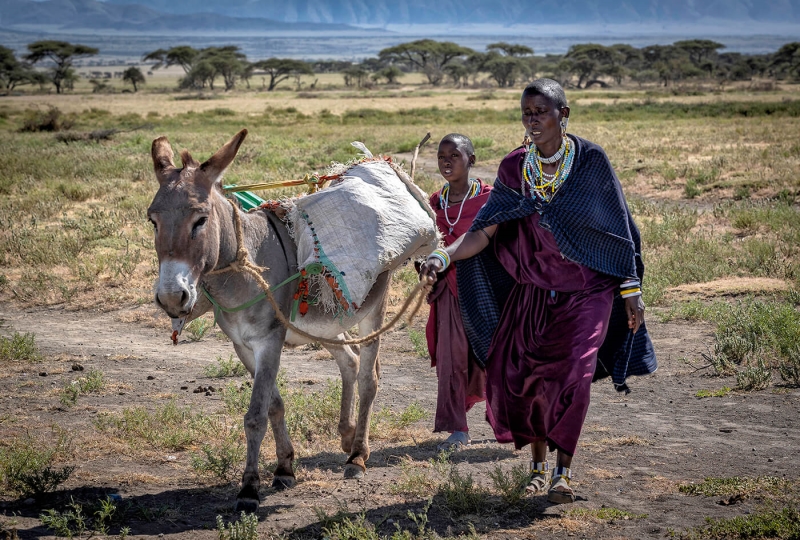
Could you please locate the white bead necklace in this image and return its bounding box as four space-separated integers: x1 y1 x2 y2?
443 179 475 234
536 138 566 164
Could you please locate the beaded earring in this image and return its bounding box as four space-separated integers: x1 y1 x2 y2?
560 117 569 136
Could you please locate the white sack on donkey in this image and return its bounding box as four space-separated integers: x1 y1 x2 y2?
285 147 438 319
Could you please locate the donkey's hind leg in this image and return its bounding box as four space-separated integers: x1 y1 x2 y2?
327 343 359 453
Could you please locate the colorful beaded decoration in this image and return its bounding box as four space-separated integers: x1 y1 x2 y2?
522 137 574 202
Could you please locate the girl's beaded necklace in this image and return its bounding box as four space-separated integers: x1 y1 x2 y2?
439 179 479 234
522 137 574 202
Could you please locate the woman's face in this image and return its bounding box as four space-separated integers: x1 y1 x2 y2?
520 93 566 151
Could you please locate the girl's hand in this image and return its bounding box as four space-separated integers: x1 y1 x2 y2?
419 257 443 287
625 295 645 334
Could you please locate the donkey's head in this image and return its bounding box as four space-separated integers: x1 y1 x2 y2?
147 129 247 321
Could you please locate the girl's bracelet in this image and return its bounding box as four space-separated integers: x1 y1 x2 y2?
427 248 450 271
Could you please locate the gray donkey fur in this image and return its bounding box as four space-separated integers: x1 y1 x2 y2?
147 129 391 512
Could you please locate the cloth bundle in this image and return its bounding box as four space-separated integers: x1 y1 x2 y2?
287 157 437 317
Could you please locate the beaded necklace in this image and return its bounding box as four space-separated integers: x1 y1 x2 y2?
522 137 574 203
439 179 480 234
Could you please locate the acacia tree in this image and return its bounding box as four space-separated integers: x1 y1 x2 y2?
142 46 198 73
252 58 313 91
769 42 800 80
202 46 248 91
482 42 534 87
122 66 146 92
563 43 620 88
0 45 42 93
674 39 725 75
378 39 474 86
24 40 98 94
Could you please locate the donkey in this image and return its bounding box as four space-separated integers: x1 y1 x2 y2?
147 129 391 513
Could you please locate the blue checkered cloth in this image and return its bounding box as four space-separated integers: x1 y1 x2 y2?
456 135 657 392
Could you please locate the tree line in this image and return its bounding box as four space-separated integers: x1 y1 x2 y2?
2 38 800 95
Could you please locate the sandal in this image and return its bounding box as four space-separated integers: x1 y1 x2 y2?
525 461 550 494
437 431 470 453
547 466 576 504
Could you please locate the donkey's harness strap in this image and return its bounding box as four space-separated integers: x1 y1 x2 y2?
201 262 325 324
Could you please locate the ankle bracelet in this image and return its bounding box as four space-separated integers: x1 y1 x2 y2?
530 461 549 475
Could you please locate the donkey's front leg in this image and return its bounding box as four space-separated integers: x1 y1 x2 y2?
327 343 359 453
235 339 291 513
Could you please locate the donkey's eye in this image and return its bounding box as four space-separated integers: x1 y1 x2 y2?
149 218 157 232
191 217 207 238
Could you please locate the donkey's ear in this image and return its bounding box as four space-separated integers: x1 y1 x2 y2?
198 129 248 188
151 136 176 184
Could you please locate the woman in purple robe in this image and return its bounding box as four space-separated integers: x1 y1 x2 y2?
420 79 655 504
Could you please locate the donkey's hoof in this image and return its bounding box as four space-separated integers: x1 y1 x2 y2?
272 475 296 490
343 464 365 479
343 455 366 479
235 498 260 514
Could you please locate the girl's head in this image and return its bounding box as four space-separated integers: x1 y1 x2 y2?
437 133 475 184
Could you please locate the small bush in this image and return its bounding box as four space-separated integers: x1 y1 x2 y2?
204 354 247 378
94 399 213 451
488 462 530 506
0 432 73 497
779 347 800 386
60 369 105 407
437 465 490 517
185 317 214 341
40 496 121 538
736 359 772 391
19 106 75 132
221 380 252 415
216 511 259 540
191 427 244 481
0 332 43 362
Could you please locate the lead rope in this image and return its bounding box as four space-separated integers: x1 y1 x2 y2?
205 198 428 346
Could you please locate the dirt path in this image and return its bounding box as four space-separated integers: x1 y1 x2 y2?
0 303 798 539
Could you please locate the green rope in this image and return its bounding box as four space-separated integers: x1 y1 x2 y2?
201 262 325 324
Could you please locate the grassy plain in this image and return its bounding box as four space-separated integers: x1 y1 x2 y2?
1 80 800 538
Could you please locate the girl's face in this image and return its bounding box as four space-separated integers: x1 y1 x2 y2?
437 141 473 183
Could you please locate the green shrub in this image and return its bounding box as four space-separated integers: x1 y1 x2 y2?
488 462 530 506
185 317 214 341
204 354 247 378
94 399 213 451
0 432 73 497
60 369 105 407
736 358 772 391
216 511 259 540
779 347 800 386
0 332 43 362
19 106 75 132
437 465 490 517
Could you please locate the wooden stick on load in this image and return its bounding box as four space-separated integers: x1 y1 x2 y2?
410 132 431 181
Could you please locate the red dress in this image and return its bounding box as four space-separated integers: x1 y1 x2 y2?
426 180 492 433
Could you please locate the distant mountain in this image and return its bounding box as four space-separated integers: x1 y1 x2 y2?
96 0 800 25
0 0 360 33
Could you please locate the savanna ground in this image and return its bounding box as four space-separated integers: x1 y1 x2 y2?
1 75 800 539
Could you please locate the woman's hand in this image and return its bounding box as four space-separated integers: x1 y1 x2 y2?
625 295 645 334
418 257 443 287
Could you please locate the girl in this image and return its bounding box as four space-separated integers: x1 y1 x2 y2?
425 133 492 452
